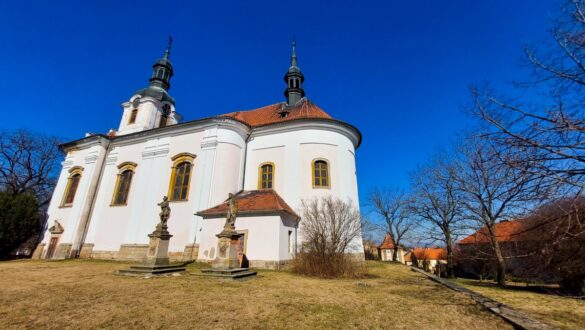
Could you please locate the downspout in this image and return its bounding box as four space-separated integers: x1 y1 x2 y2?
240 130 252 190
72 138 112 258
294 221 298 255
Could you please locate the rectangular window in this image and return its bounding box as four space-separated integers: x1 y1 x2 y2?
128 109 138 124
288 230 292 253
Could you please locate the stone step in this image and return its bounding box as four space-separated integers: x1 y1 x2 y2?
130 263 188 271
116 266 186 276
192 268 257 279
201 267 251 274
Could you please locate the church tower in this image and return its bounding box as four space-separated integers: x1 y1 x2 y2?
116 38 183 136
284 38 305 106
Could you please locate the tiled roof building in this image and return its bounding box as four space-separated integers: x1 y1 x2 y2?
34 39 364 268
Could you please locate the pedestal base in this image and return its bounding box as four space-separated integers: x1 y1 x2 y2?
211 232 243 269
116 262 188 276
195 267 257 279
116 223 182 276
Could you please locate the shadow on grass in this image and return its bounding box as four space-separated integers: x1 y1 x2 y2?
456 278 563 296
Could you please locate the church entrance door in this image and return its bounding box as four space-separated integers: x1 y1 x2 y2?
46 237 58 259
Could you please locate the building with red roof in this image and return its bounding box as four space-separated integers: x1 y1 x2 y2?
378 234 407 263
34 40 364 269
458 220 528 245
456 220 541 279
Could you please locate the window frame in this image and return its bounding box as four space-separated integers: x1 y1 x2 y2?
60 166 84 207
257 162 275 190
167 153 196 202
110 162 137 206
312 159 331 189
128 109 138 124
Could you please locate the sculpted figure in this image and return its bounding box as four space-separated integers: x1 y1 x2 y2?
224 193 238 231
158 196 171 226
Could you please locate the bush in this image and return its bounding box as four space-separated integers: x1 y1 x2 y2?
0 191 41 259
291 196 365 278
291 252 366 278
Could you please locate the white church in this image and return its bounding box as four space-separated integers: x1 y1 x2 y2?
33 41 364 269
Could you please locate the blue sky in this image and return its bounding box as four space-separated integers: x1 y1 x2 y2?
0 0 560 206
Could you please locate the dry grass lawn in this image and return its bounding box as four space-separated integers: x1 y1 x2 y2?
0 260 511 329
455 278 585 330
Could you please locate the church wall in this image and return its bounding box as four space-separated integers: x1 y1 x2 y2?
197 214 295 267
84 142 147 251
245 128 359 212
244 126 364 256
42 142 108 259
278 215 298 260
79 123 247 259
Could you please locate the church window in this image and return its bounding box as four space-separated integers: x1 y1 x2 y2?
128 109 138 124
168 153 196 201
312 159 330 188
61 167 83 207
159 115 167 128
111 163 137 206
258 163 274 189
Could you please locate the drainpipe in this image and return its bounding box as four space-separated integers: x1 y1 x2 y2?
240 130 252 190
294 220 299 255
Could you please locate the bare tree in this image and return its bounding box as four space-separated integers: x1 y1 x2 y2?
522 197 585 295
0 130 61 252
294 196 363 277
410 154 465 278
369 187 416 262
455 138 538 287
0 129 61 207
471 0 585 190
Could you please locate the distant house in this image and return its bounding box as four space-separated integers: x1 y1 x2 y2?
403 251 413 266
412 247 447 275
456 220 537 280
378 234 406 263
363 240 380 260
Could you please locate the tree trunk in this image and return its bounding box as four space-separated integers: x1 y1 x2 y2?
392 247 398 262
491 238 507 287
444 230 456 278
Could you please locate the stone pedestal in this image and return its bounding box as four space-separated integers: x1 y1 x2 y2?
195 230 256 279
212 232 242 269
117 224 187 276
145 224 173 266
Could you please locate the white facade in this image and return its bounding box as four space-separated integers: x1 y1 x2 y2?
35 50 364 268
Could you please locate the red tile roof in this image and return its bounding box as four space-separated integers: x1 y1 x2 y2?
458 220 527 244
412 247 447 260
378 234 396 249
220 98 331 128
197 190 299 219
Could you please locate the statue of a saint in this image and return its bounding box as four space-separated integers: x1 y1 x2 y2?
158 196 171 226
224 193 238 231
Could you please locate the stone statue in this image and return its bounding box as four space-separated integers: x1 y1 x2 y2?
158 196 171 227
223 193 238 232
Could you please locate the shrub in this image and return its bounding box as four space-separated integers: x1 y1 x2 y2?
0 191 41 258
291 196 366 278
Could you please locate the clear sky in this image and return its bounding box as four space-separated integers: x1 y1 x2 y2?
0 0 560 206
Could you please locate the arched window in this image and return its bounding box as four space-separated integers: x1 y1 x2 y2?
258 163 274 189
128 109 138 124
312 160 330 188
168 153 196 201
61 167 83 207
111 162 137 206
